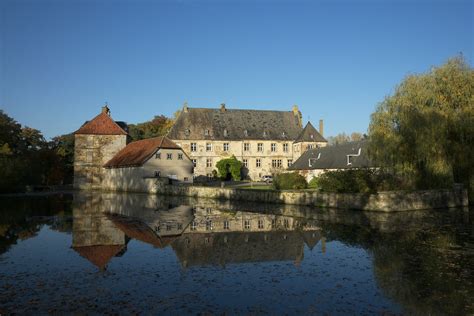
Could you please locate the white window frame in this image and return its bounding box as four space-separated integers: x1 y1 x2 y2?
223 143 229 151
257 143 263 152
256 158 261 168
271 143 276 152
244 143 250 151
191 143 197 152
206 143 212 152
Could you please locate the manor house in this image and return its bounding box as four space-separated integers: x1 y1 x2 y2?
167 103 327 180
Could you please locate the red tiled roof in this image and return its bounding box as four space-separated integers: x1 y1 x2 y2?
72 245 124 270
75 111 128 135
104 136 181 168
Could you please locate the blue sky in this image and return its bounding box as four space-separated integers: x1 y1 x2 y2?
1 0 472 139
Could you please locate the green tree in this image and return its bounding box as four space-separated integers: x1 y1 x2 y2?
369 56 474 194
327 132 365 145
216 156 242 181
273 172 307 190
127 115 175 141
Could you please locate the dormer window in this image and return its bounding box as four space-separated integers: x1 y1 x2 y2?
263 131 267 137
205 129 210 136
310 134 314 139
184 129 190 136
282 132 286 137
244 130 248 137
223 129 228 137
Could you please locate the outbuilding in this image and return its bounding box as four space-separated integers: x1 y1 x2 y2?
103 136 194 191
288 140 374 182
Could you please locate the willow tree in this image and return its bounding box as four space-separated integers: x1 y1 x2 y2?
369 56 474 192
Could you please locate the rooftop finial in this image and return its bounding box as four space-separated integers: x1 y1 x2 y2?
183 102 189 113
102 102 110 116
220 103 226 112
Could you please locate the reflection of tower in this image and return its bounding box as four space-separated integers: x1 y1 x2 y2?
72 194 127 270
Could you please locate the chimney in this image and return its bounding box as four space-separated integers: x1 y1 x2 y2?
292 105 302 127
101 104 110 116
183 102 189 113
319 119 324 136
220 103 226 112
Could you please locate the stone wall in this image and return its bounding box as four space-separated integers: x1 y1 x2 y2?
172 139 326 180
158 185 469 212
74 134 128 190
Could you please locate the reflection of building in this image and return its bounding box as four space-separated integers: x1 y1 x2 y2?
72 194 127 270
71 192 323 269
173 206 321 267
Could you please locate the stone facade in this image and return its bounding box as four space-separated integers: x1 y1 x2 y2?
168 104 327 181
74 134 128 190
102 147 194 192
74 107 193 190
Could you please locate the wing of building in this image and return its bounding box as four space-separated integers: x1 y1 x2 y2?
74 106 193 191
167 103 327 181
288 140 375 181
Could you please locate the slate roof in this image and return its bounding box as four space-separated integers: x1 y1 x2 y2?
294 122 326 143
75 110 128 135
289 140 373 171
104 136 182 168
167 106 305 141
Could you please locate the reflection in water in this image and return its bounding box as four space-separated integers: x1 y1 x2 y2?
72 193 322 269
0 192 472 314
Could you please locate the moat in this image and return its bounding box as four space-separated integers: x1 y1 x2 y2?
0 192 473 314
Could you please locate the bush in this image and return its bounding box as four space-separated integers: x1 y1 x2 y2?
216 156 242 181
273 172 307 190
308 177 319 189
315 169 402 193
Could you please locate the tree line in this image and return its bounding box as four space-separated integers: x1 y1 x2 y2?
0 111 175 193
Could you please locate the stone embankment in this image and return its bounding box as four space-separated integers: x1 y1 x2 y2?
98 177 468 212
158 182 468 212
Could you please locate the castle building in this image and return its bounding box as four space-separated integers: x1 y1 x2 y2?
74 106 193 191
167 103 327 180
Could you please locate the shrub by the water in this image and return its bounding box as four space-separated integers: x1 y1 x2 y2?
273 172 307 190
312 169 402 193
308 177 319 189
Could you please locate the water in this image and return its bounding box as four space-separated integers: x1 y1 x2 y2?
0 192 473 315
